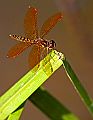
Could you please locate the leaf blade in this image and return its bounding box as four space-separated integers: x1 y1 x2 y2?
0 50 63 120
29 87 79 120
62 59 93 116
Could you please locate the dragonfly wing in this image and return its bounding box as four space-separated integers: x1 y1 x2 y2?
28 45 41 69
24 6 38 40
41 47 48 60
41 48 53 75
40 12 63 38
7 42 30 58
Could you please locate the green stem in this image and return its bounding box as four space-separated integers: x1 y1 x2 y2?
63 59 93 116
29 87 79 120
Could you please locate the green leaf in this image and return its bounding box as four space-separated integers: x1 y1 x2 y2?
29 87 79 120
62 59 93 116
1 50 92 120
7 102 25 120
0 50 63 120
7 87 79 120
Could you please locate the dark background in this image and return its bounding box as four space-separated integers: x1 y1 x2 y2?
0 0 93 120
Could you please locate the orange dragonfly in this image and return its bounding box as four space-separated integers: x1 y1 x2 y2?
7 6 63 70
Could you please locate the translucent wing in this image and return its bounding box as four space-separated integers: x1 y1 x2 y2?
40 12 63 38
24 6 38 40
41 47 48 60
7 42 30 58
28 45 41 69
41 48 53 75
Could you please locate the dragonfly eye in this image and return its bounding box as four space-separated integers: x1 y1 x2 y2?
49 40 56 48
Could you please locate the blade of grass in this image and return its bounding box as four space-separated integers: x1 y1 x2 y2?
7 87 79 120
62 59 93 116
7 102 25 120
0 50 63 120
29 87 79 120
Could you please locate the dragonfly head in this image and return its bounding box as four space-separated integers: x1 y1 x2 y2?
48 40 56 49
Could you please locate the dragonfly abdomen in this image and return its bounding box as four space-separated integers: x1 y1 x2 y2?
9 34 32 43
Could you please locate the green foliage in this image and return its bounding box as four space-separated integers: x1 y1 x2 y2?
0 50 93 120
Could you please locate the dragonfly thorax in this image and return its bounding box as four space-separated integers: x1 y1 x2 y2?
34 38 47 47
35 38 56 49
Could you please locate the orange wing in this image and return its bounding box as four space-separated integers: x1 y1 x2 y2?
40 12 63 38
7 42 30 58
28 45 41 69
41 48 53 75
24 6 38 40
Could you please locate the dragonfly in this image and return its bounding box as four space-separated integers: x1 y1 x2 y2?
7 6 63 71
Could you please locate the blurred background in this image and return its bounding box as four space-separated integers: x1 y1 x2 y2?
0 0 93 120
